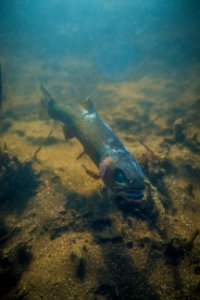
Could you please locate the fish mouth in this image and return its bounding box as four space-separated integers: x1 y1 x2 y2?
118 189 144 199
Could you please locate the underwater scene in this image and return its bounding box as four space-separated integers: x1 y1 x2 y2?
0 1 200 299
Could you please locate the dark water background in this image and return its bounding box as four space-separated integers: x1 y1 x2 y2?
0 0 200 81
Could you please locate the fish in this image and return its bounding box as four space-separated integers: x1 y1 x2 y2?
40 84 145 199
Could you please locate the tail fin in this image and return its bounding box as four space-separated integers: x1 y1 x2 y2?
40 83 57 120
40 83 55 105
40 83 67 123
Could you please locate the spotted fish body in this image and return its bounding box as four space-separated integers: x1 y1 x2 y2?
41 84 145 199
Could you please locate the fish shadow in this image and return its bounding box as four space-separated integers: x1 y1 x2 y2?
40 179 160 299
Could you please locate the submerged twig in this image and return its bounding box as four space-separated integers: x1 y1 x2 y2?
0 223 20 243
32 129 54 163
139 140 157 158
185 229 200 252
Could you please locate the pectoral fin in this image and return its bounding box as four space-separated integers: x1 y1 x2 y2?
82 165 100 180
77 150 86 160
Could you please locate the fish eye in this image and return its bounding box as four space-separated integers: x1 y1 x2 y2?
115 170 126 183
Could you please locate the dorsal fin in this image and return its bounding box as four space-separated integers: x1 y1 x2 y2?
80 97 96 114
40 83 55 104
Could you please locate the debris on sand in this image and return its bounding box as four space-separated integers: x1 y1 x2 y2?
173 118 186 143
162 118 200 152
164 229 200 266
76 257 86 280
139 141 174 212
91 283 119 299
0 242 33 298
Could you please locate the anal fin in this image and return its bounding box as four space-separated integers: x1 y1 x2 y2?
63 124 75 140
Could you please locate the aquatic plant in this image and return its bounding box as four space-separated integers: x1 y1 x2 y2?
0 146 41 215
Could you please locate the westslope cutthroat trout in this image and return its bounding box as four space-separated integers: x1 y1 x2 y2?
41 84 145 199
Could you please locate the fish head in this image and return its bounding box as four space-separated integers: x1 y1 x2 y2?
99 153 145 199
